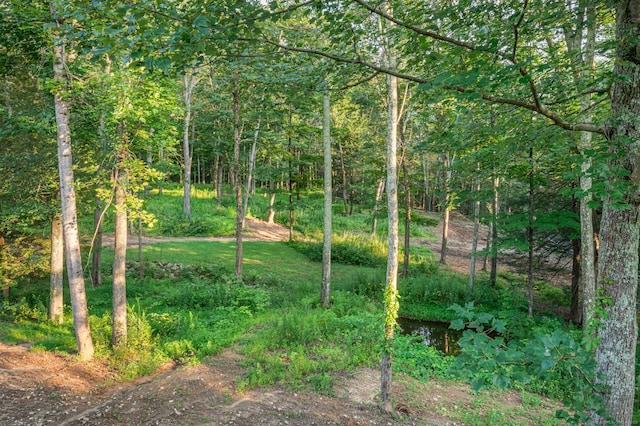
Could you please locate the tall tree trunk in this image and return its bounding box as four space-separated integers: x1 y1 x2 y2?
592 3 640 423
112 145 128 347
50 5 94 360
267 182 276 223
527 146 534 317
570 236 581 325
91 198 104 287
337 141 349 215
401 142 410 277
49 214 64 324
469 168 480 293
216 154 223 208
371 179 385 236
233 85 243 281
320 88 332 309
489 176 500 286
439 154 453 264
422 154 430 211
242 118 260 229
182 71 199 219
381 14 399 412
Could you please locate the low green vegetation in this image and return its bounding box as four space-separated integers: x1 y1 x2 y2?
0 186 626 424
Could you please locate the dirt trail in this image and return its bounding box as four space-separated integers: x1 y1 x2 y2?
100 218 290 248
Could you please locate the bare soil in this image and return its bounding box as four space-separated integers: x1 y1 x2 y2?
2 215 561 425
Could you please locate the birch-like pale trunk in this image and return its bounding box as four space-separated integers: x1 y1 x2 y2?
50 8 94 359
49 214 64 324
112 163 127 346
381 10 399 411
320 88 332 308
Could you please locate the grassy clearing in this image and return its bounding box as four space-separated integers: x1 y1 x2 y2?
2 184 605 424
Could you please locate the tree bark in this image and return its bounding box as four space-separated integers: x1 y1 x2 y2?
242 117 260 229
50 8 94 360
182 71 199 219
91 198 104 287
370 179 385 236
49 214 64 324
469 167 480 293
320 88 332 309
401 141 410 277
489 176 500 286
337 141 349 215
439 154 453 264
233 85 243 281
381 15 399 412
592 3 640 423
112 154 128 347
527 146 534 318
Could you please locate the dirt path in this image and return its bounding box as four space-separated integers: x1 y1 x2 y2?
1 341 478 425
420 212 491 276
100 218 290 248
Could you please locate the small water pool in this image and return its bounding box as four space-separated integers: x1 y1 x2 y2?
397 317 462 355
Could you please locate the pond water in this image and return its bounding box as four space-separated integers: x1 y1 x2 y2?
397 317 463 355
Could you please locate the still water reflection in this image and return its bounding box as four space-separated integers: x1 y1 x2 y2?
397 317 462 355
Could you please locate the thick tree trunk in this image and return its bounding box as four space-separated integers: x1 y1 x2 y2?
321 89 332 308
592 3 640 423
50 17 94 360
381 28 399 414
267 186 276 223
233 86 243 281
112 159 128 347
49 214 64 324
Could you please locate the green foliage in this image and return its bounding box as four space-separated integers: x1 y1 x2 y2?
393 335 454 381
401 271 469 306
289 233 387 267
448 303 612 424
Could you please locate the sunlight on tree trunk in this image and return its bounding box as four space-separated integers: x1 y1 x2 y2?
50 4 94 359
468 166 480 293
183 70 199 220
49 214 63 324
112 156 128 347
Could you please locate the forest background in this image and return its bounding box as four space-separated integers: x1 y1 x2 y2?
1 0 640 425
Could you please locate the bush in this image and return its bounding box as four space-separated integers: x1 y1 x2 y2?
289 233 387 268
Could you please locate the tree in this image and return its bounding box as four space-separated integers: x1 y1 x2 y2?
48 214 63 324
50 0 94 361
